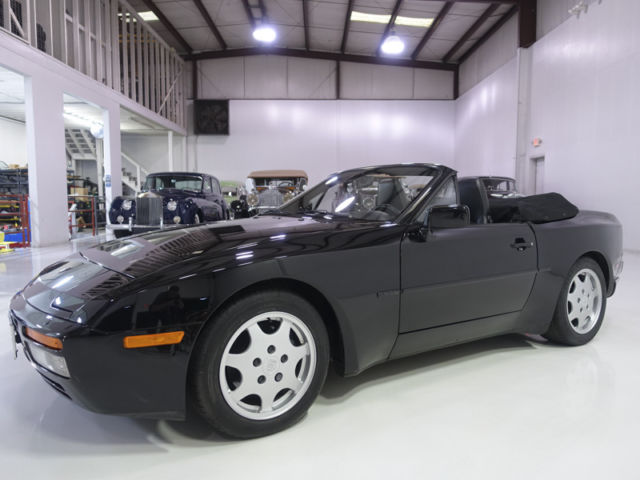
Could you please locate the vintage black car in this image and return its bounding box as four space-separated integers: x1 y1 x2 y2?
231 169 308 218
108 172 229 237
10 164 623 439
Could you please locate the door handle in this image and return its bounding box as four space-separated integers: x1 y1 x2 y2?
510 238 534 252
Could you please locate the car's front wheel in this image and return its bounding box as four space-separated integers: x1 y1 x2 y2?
544 257 607 346
190 290 330 438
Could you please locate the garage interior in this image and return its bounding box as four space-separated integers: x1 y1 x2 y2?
0 0 639 478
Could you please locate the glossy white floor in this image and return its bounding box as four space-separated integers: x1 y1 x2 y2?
1 238 639 480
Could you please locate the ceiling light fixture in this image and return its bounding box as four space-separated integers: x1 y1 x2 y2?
253 23 277 43
381 32 405 55
138 11 158 21
350 11 433 28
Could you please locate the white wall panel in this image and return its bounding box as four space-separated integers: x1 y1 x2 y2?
340 63 415 99
537 0 573 40
188 100 454 186
196 56 454 100
526 0 640 250
197 57 245 99
287 58 336 99
455 57 518 178
413 69 454 100
0 118 27 166
459 15 518 96
244 56 289 99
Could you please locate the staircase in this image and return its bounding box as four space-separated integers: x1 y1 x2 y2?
121 152 149 194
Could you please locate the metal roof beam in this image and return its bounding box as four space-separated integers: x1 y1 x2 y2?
186 47 457 71
442 3 500 63
139 0 192 53
458 5 518 64
411 2 452 60
376 0 403 56
302 0 310 51
192 0 227 50
340 0 354 54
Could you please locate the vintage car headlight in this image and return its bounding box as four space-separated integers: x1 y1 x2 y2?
173 216 181 224
122 199 133 211
167 200 178 211
116 215 124 224
283 191 294 202
247 192 259 207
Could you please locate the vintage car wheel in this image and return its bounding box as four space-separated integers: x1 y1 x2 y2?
189 290 330 438
544 257 606 346
193 212 201 224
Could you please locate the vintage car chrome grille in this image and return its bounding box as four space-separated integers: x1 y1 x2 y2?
136 196 163 225
258 189 285 208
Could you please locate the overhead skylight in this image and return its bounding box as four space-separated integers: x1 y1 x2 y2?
350 11 433 28
138 11 159 21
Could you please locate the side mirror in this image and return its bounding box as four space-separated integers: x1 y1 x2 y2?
427 204 470 230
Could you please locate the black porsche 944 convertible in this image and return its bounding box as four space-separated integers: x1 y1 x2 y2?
9 164 623 438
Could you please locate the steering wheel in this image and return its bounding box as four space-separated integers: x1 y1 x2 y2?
374 203 400 216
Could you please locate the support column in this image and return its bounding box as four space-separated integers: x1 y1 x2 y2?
181 135 187 171
24 75 68 247
96 138 105 199
102 106 122 215
515 48 534 194
168 130 174 171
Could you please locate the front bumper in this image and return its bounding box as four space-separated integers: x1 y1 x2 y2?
9 302 191 420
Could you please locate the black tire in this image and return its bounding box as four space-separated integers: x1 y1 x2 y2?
193 212 201 224
543 257 607 346
114 230 131 239
189 290 330 439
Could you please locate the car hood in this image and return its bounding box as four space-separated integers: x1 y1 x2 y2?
82 215 391 279
138 189 199 201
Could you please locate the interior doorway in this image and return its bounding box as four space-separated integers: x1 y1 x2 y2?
530 156 545 194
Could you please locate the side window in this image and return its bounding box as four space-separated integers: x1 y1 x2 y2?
212 178 221 195
202 178 213 193
415 178 458 224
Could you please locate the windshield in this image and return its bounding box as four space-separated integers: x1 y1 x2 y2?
277 166 439 221
483 178 515 192
144 175 203 192
253 177 302 191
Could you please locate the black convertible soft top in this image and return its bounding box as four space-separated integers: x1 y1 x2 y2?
489 193 579 224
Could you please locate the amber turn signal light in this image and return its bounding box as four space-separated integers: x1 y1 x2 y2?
25 327 63 350
123 331 185 349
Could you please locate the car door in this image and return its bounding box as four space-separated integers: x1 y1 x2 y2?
210 177 226 218
200 177 216 220
399 186 537 333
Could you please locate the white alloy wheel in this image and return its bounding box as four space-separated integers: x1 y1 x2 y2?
566 268 603 334
219 312 317 421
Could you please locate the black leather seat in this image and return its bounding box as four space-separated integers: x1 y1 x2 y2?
459 179 489 224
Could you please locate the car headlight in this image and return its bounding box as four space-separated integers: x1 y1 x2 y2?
122 199 133 211
283 191 294 202
167 200 178 211
247 193 259 207
28 341 70 378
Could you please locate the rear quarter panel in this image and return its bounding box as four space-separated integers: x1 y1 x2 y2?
532 210 623 296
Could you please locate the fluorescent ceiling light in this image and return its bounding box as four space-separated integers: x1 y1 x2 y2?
351 11 390 24
381 33 405 55
253 24 277 43
138 11 158 21
396 16 433 28
350 11 433 28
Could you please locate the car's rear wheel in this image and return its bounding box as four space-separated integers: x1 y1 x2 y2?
544 257 606 345
190 290 330 438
